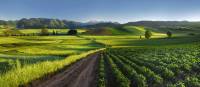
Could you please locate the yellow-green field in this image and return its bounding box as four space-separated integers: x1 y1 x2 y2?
83 34 199 47
0 29 87 36
19 29 86 34
0 27 199 87
0 36 101 55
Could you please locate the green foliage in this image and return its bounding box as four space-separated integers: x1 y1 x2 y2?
97 54 106 87
108 54 147 87
52 30 56 35
185 77 200 87
173 82 186 87
145 30 152 39
103 46 200 87
167 31 172 38
67 29 77 35
105 54 131 87
162 67 175 80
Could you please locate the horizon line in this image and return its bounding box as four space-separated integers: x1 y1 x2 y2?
1 17 200 24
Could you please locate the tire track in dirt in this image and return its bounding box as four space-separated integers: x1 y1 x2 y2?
31 53 99 87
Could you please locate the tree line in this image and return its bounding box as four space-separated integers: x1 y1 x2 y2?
1 29 77 36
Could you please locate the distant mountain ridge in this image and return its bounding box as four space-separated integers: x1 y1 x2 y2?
1 18 200 30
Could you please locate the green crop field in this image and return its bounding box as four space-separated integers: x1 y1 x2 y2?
1 1 200 87
0 24 200 87
99 45 200 87
0 35 103 77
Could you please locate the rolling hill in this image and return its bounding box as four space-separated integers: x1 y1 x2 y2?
126 21 200 34
84 26 164 35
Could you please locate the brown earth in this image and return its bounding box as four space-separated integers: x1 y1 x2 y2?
29 53 99 87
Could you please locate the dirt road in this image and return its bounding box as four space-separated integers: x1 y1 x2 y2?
30 53 99 87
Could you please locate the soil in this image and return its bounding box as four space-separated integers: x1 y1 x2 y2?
29 53 99 87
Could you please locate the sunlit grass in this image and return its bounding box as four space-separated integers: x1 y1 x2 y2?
19 29 86 34
0 37 29 44
0 48 104 87
0 34 104 87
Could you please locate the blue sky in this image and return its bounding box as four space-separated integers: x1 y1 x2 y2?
0 0 200 23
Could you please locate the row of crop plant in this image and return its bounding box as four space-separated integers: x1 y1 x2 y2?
97 46 200 87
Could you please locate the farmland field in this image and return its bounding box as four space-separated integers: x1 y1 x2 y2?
0 27 200 87
2 0 200 87
100 45 200 87
0 34 104 87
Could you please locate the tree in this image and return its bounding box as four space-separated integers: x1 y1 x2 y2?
167 31 172 38
67 29 77 35
52 30 56 35
40 28 49 36
145 30 152 39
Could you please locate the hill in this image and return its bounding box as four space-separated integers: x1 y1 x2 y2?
84 26 163 35
125 21 200 34
1 19 200 35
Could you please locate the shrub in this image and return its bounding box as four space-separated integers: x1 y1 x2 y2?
174 82 186 87
162 67 175 80
185 77 200 87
